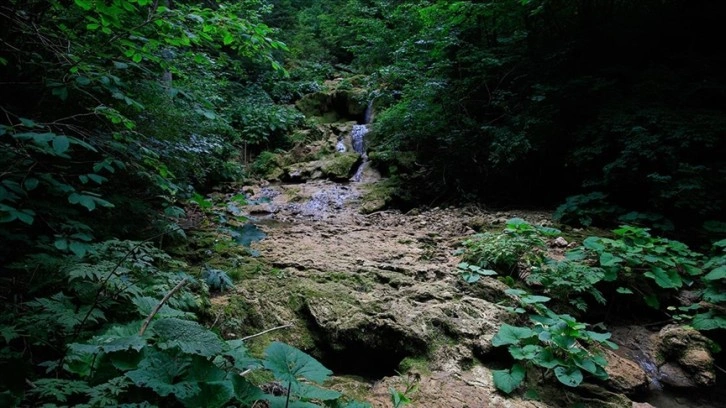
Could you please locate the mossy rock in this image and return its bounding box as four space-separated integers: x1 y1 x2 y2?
284 152 361 182
368 150 417 176
252 151 285 180
295 90 367 123
321 152 360 179
360 177 400 213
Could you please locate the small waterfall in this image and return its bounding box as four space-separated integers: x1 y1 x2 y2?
351 125 368 156
351 101 373 182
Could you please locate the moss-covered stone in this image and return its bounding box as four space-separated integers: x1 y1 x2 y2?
295 90 368 123
360 177 400 213
284 152 361 182
321 152 360 179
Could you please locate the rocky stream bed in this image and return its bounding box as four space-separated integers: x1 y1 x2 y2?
195 83 722 406
197 176 723 408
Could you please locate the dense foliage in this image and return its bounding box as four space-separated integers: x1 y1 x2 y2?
264 0 726 234
3 0 726 403
459 219 726 393
0 1 357 406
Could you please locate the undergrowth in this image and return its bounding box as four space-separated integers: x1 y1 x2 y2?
458 218 726 395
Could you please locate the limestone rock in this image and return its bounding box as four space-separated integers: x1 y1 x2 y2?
284 152 361 182
368 367 551 408
553 237 569 247
604 350 649 395
656 325 716 387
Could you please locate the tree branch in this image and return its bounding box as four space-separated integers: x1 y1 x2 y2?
241 324 293 342
139 278 188 336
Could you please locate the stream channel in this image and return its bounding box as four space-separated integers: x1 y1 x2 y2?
215 122 724 407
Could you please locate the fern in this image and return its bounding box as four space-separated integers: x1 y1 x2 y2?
30 379 90 403
5 237 362 407
202 267 234 292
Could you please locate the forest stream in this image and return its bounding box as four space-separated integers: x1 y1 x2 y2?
3 2 726 407
200 172 722 408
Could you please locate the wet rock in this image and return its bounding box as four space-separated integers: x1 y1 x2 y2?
553 237 569 247
283 152 361 182
368 366 553 408
604 350 649 396
247 204 278 215
658 363 695 388
656 325 716 387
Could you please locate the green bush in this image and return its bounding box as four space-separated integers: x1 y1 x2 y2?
490 290 616 394
459 218 558 276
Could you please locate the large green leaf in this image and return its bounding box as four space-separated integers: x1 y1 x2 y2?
293 383 342 401
585 330 612 343
125 349 199 399
53 135 70 155
491 324 536 347
133 297 190 319
554 366 583 387
644 267 682 289
509 344 542 360
599 252 623 267
704 265 726 281
492 364 525 394
691 311 726 331
532 349 561 369
263 341 332 384
178 356 234 408
152 318 225 357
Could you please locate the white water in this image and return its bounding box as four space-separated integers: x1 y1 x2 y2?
350 101 373 182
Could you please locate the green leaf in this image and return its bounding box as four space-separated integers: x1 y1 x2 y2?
153 318 225 357
30 379 90 403
19 118 38 128
585 331 612 342
532 349 560 369
54 238 69 251
52 86 69 101
0 325 20 343
70 334 145 354
554 366 583 387
691 311 726 331
125 349 199 398
24 178 39 191
509 344 542 360
644 267 682 289
294 383 342 401
133 297 189 319
14 208 35 225
704 266 726 281
521 295 550 304
583 237 605 251
69 240 89 257
644 294 660 308
223 32 234 45
492 324 536 347
87 174 108 184
74 0 93 11
263 342 332 384
616 287 633 294
52 136 70 154
574 357 599 375
492 364 525 394
599 252 623 267
180 381 234 408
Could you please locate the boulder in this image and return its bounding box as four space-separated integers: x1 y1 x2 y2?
604 350 649 396
656 325 716 387
284 152 361 182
